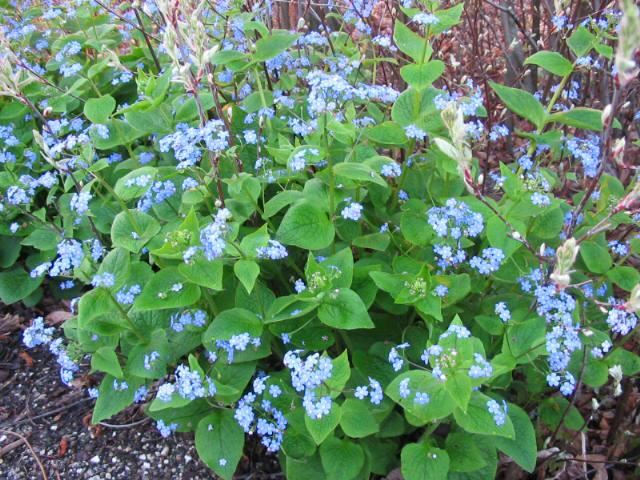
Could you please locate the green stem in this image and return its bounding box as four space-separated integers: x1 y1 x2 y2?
322 114 336 254
107 291 145 341
253 67 272 131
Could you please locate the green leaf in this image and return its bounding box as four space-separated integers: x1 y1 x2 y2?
286 453 326 480
97 248 130 290
339 399 379 438
277 200 335 250
353 232 390 251
494 404 537 472
305 247 354 289
567 26 595 57
548 107 608 131
365 121 407 146
234 259 260 293
124 107 172 135
607 266 640 291
305 403 341 445
178 258 224 291
445 432 487 473
134 267 201 311
401 443 450 480
540 397 583 431
0 268 42 304
111 210 161 253
195 410 244 480
386 371 456 424
606 348 640 376
333 162 387 187
318 288 374 330
320 437 365 480
524 51 573 76
264 190 304 218
253 31 298 62
393 21 429 63
503 316 546 363
445 373 472 412
529 205 564 239
92 374 141 423
78 288 125 333
453 393 515 439
91 346 123 378
580 241 612 274
21 229 61 252
202 308 262 347
400 61 445 89
489 81 546 130
84 95 116 124
126 329 170 379
114 167 158 200
324 351 351 395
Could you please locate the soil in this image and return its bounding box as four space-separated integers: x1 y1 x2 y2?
0 329 214 480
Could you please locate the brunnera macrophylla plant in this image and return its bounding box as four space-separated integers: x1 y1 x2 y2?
3 0 640 478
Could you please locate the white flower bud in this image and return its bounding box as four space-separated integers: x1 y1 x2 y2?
601 104 612 125
626 284 640 313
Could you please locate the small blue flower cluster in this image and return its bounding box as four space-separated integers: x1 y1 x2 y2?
256 240 288 260
156 364 216 402
23 318 79 385
520 269 581 395
137 180 176 212
233 376 288 452
170 309 207 332
214 333 262 363
283 350 334 419
469 248 505 275
398 377 431 405
191 208 232 262
565 134 601 178
487 399 507 426
116 284 142 305
159 120 229 170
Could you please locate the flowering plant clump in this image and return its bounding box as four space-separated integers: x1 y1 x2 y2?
2 0 640 478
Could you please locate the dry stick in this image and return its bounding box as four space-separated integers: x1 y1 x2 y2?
548 348 588 447
483 0 539 52
0 398 93 429
189 73 225 206
16 60 84 102
0 436 27 458
204 63 242 173
606 376 634 446
535 350 589 479
0 429 48 480
133 7 162 73
99 417 150 429
92 0 161 42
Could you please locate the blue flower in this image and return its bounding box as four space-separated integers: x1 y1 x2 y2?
487 399 507 426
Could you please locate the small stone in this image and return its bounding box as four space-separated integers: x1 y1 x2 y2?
90 455 100 464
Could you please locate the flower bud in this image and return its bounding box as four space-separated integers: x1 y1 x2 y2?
614 181 640 213
550 237 579 288
601 104 612 125
626 284 640 313
612 137 626 167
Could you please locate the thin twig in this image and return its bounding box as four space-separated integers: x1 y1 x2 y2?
133 7 162 73
0 429 48 479
483 0 539 52
98 417 150 429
